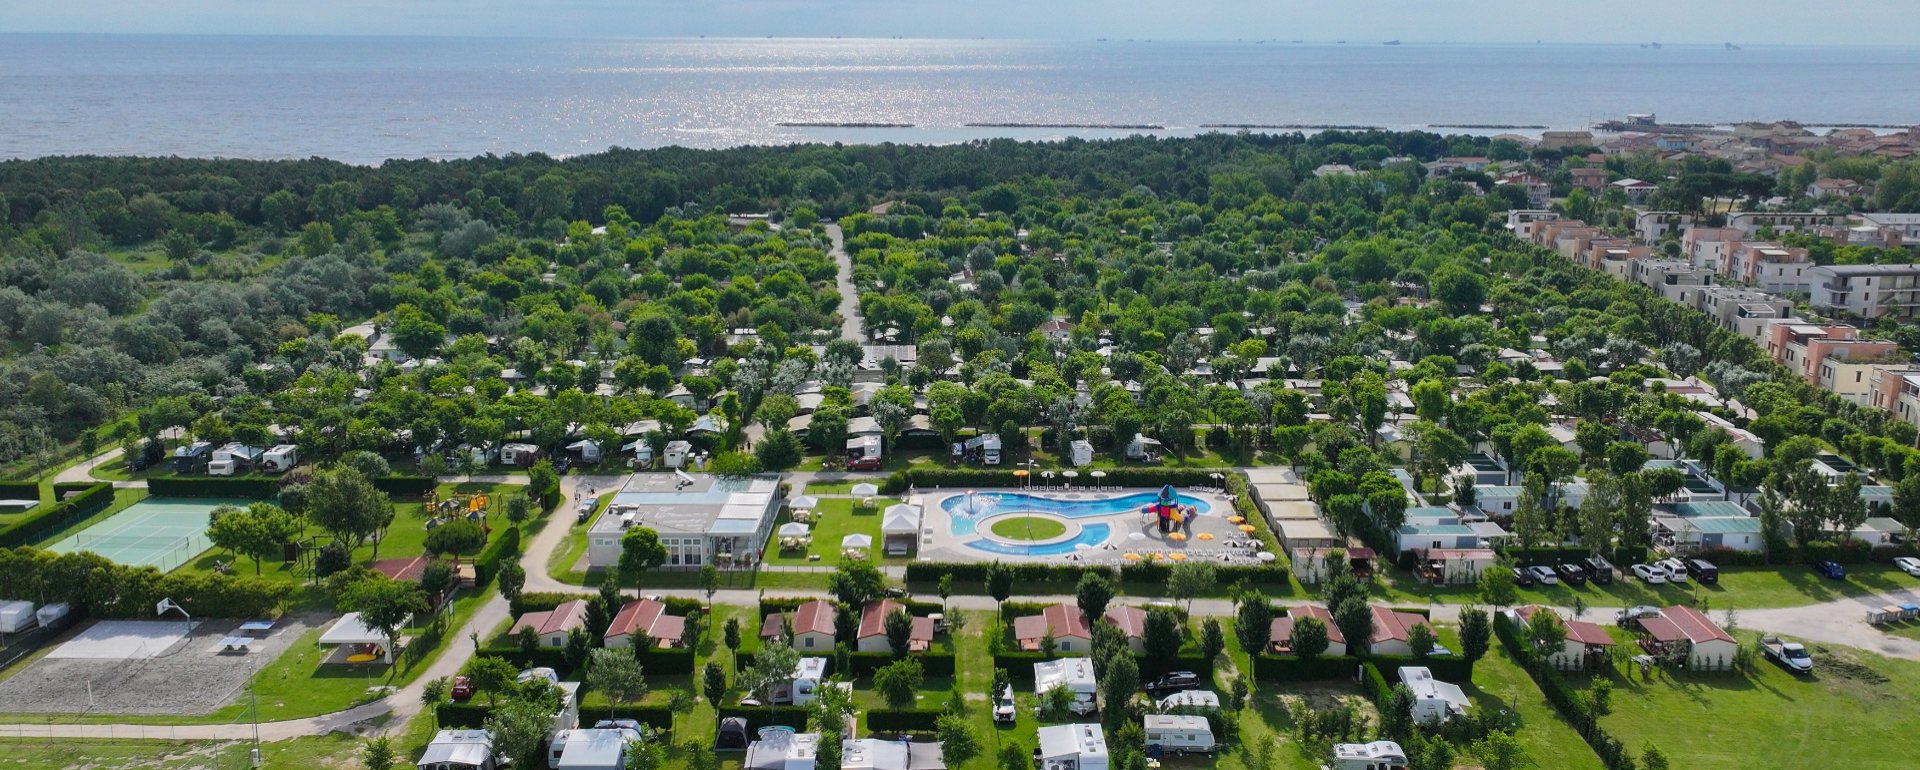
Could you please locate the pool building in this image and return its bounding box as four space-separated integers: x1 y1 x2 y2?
587 473 782 569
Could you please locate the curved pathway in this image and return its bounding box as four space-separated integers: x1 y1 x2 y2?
825 222 863 342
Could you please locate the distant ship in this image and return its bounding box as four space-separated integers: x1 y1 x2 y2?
1725 42 1741 50
1384 40 1401 46
1641 41 1663 49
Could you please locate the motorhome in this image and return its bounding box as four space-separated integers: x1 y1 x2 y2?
1069 439 1094 467
964 433 1003 465
1034 658 1099 716
566 439 602 464
500 443 542 468
743 657 832 706
1398 667 1470 726
1328 741 1408 770
172 441 213 473
1142 715 1215 755
548 726 640 770
261 444 299 473
663 440 692 469
208 443 262 476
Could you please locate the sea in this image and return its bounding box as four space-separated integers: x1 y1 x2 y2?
2 34 1918 165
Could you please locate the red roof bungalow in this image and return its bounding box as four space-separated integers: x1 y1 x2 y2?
1013 604 1091 653
511 599 589 648
762 599 838 652
1104 606 1148 654
1507 606 1614 671
1267 605 1346 657
1640 605 1739 671
856 600 934 653
1367 606 1435 657
605 599 688 650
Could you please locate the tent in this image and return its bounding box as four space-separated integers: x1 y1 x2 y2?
787 495 819 511
319 612 395 663
779 522 811 538
882 504 923 556
842 533 873 552
851 482 879 497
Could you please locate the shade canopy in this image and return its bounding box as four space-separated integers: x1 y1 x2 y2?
778 522 811 538
1090 471 1107 478
841 533 874 549
882 504 922 535
1061 470 1079 478
319 612 389 646
850 483 880 497
787 495 819 510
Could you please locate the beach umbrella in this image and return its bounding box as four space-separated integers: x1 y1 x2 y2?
778 522 810 538
1013 469 1030 477
1238 524 1257 533
1128 532 1148 542
787 495 819 511
1168 532 1188 542
1170 552 1189 561
1256 551 1277 563
850 482 879 497
1226 515 1245 524
1197 532 1215 541
1061 470 1079 479
1124 553 1142 561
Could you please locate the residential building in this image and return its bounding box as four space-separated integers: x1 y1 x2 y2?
1870 369 1920 428
1366 606 1437 657
1807 178 1864 199
1692 286 1792 341
1639 606 1739 671
1629 259 1713 305
1610 178 1656 204
1681 227 1744 271
510 600 589 648
1015 604 1092 652
1504 607 1614 671
1856 212 1920 243
586 473 782 570
1423 157 1490 175
1725 211 1845 237
855 600 933 653
1267 604 1347 656
1634 211 1696 242
1103 606 1148 654
1588 239 1651 281
604 599 688 649
1540 130 1594 150
1498 172 1551 208
1504 209 1559 234
1807 264 1920 320
1723 241 1811 292
1570 166 1610 192
761 600 838 651
1817 223 1906 250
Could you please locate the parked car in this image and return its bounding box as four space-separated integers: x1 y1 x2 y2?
1895 556 1920 577
1526 565 1559 585
1616 605 1663 627
1145 672 1202 698
1510 567 1536 587
993 685 1016 723
1685 559 1720 585
1657 559 1689 584
1813 560 1847 580
1760 635 1813 674
1555 563 1588 586
1630 563 1667 584
1583 556 1614 585
449 676 474 701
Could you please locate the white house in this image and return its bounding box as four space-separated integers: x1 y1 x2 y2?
1504 606 1615 671
1640 606 1740 671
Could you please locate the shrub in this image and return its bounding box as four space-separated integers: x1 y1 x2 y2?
146 476 279 499
0 483 114 547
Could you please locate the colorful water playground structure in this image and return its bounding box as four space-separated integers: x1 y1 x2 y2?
937 485 1212 557
1144 484 1199 534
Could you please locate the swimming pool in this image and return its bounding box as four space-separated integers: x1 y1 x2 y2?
965 524 1113 557
940 491 1213 536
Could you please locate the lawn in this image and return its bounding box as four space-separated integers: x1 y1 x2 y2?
1467 644 1606 770
0 738 259 770
1580 630 1920 770
990 516 1065 541
1355 563 1920 611
761 497 902 567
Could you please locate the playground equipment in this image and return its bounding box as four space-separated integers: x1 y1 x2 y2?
1140 485 1200 534
425 491 491 523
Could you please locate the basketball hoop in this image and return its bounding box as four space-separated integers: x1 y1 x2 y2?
156 597 190 619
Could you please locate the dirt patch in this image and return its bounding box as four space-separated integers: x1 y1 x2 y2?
0 616 323 716
1812 644 1893 686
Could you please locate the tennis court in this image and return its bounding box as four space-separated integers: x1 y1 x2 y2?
47 498 238 571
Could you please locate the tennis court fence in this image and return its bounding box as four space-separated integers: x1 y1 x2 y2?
68 531 213 572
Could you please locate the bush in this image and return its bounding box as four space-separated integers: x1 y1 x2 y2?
371 476 438 497
866 708 943 732
843 652 956 678
0 483 114 547
146 476 280 499
908 563 1105 585
0 481 38 500
473 525 522 585
477 647 574 677
1251 655 1362 682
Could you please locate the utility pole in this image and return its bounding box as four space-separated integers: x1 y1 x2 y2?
249 659 262 768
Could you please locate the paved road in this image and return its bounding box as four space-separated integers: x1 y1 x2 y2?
825 223 862 342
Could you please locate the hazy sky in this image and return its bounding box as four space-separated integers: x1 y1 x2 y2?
2 0 1916 45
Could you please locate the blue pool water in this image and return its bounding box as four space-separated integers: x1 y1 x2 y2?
941 491 1213 535
965 524 1113 557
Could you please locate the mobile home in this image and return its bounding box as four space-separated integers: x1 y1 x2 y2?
261 444 299 473
1141 715 1215 755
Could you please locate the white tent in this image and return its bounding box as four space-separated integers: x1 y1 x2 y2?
787 495 820 511
841 533 873 550
319 612 387 646
882 504 922 535
851 482 879 497
779 522 812 538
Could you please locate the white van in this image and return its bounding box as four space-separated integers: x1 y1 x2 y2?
1142 715 1215 755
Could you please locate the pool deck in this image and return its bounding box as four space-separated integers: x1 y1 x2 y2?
914 487 1268 565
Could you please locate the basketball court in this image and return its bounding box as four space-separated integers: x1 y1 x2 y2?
46 498 238 571
45 619 198 660
0 616 322 716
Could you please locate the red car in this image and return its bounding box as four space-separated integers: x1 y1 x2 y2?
846 455 884 471
449 676 474 701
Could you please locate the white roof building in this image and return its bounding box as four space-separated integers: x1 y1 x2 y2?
1037 724 1109 770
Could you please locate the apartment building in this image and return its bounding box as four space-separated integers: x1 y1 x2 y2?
1693 286 1794 342
1856 213 1920 243
1587 239 1651 278
1723 241 1811 292
1814 223 1905 250
1540 130 1594 150
1869 369 1920 427
1765 322 1900 404
1570 167 1610 192
1634 211 1697 242
1807 264 1920 320
1629 259 1713 304
1725 211 1846 237
1682 227 1745 271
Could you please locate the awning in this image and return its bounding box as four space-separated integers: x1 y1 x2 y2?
318 612 390 645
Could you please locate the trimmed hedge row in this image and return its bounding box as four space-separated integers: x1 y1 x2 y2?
0 481 38 501
473 525 522 585
993 651 1086 678
906 562 1098 585
880 468 1233 495
146 476 280 499
1251 653 1472 683
1493 608 1632 769
371 476 439 496
1116 561 1290 586
1360 662 1393 706
477 644 697 677
845 652 956 678
865 708 943 732
718 705 810 732
436 702 676 731
757 596 942 618
0 482 114 547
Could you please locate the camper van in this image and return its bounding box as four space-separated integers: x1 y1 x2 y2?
500 443 542 468
1142 715 1215 755
172 441 214 474
1328 741 1409 770
566 439 602 465
964 434 1003 465
846 435 884 471
1069 439 1094 467
261 444 299 473
663 441 692 470
1398 667 1470 726
208 443 262 476
741 657 831 707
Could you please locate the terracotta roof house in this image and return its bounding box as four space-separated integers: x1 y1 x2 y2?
1642 605 1739 671
1266 604 1346 657
762 599 839 652
1103 606 1148 654
855 600 934 653
1367 606 1436 657
1507 606 1614 671
1014 604 1092 653
605 599 688 649
510 599 590 648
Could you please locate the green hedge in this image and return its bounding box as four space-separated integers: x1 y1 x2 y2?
908 562 1106 585
0 483 114 547
994 651 1086 678
478 646 573 676
473 525 522 585
1361 662 1393 707
718 705 810 732
758 596 942 618
881 468 1233 495
1117 561 1290 586
0 481 38 501
436 702 676 731
372 476 439 496
844 652 956 678
147 476 279 499
1252 655 1362 681
866 708 944 732
1372 655 1473 683
1492 607 1633 769
0 546 292 617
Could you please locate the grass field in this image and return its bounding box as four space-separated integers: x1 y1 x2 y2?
990 516 1066 541
1581 631 1920 770
1364 563 1920 610
761 498 902 567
